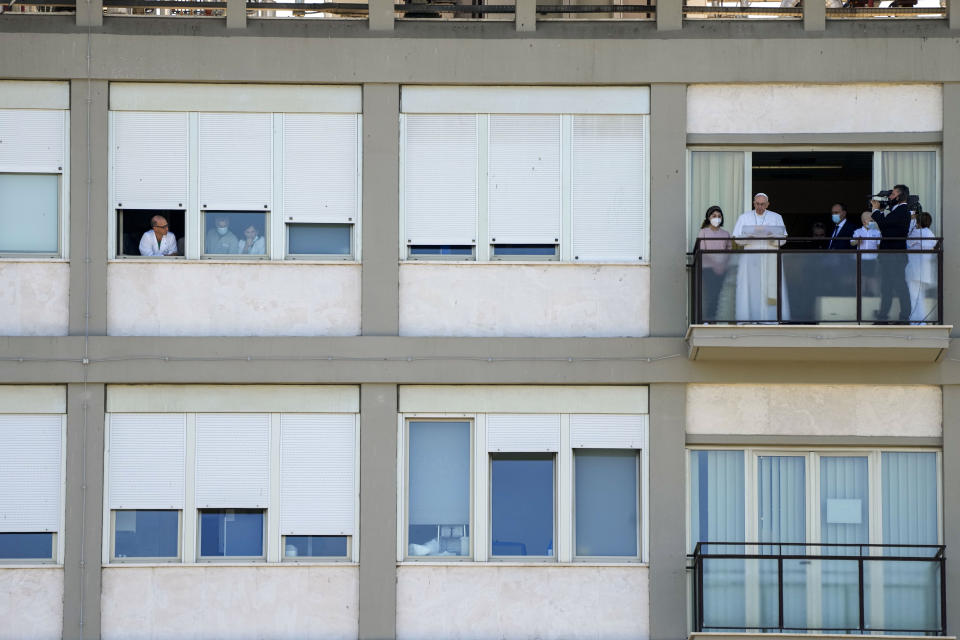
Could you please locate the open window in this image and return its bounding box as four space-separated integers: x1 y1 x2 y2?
116 209 185 257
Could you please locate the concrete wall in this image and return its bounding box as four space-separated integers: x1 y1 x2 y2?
687 384 942 437
100 566 358 640
399 264 649 338
396 565 648 640
686 83 943 134
0 568 63 640
0 263 69 336
107 262 361 336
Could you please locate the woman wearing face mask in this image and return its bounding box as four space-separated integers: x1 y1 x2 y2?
851 211 882 297
696 206 732 322
238 224 266 255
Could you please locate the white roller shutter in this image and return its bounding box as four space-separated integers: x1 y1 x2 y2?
488 115 561 245
199 113 273 211
403 114 477 246
112 112 189 209
282 114 358 224
0 415 61 532
571 115 647 262
195 413 270 508
280 414 355 536
570 414 647 449
108 414 186 509
486 414 560 453
0 110 65 173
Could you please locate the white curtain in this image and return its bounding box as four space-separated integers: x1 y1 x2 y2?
882 151 938 226
758 456 806 629
879 452 940 632
689 151 745 248
690 450 745 630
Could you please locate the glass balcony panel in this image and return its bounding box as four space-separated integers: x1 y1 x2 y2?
701 557 746 629
864 559 942 632
783 251 858 323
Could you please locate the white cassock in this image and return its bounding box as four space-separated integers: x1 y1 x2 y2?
732 210 790 322
905 226 936 323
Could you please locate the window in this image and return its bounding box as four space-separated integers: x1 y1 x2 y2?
116 209 185 257
0 415 63 563
107 411 357 564
0 108 68 258
110 107 360 261
400 87 649 263
402 410 648 563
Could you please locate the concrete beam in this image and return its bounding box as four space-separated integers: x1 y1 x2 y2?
649 84 687 336
62 383 105 640
368 0 395 31
648 383 687 640
656 0 681 31
804 0 825 32
75 0 103 27
358 383 398 640
516 0 536 32
226 0 246 29
69 79 109 337
361 84 400 336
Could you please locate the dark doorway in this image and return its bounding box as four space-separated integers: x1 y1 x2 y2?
752 151 873 245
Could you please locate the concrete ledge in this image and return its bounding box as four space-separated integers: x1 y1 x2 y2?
690 635 956 640
686 324 952 362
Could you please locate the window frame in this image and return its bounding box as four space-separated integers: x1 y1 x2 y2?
488 451 558 562
196 508 267 563
571 448 643 562
201 210 272 260
109 509 182 563
0 533 58 564
284 221 356 261
281 535 352 562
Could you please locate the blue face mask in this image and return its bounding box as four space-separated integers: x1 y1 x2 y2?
868 221 879 231
831 214 841 224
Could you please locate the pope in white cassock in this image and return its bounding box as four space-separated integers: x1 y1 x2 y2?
732 193 790 322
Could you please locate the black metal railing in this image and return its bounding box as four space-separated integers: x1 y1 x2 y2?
689 542 946 635
688 236 943 325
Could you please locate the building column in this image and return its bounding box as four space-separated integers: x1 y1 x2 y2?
226 0 246 29
803 0 826 32
359 384 398 640
369 0 395 31
942 386 960 635
516 0 536 31
648 84 688 335
69 80 109 337
943 83 960 335
361 84 401 336
950 0 959 30
656 0 682 31
62 383 105 640
648 383 687 640
75 0 103 27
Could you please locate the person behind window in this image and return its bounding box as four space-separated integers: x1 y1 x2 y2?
138 215 178 257
238 224 266 255
906 211 936 324
205 215 239 255
851 210 881 297
696 206 732 323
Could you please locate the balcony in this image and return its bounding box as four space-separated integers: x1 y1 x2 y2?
689 542 947 637
686 239 951 362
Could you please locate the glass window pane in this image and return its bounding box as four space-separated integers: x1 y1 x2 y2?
491 456 554 557
409 245 474 257
284 535 348 558
689 450 745 549
203 212 268 256
492 245 558 258
199 509 264 558
0 174 59 253
408 421 470 557
287 224 351 256
114 510 178 559
574 450 637 557
0 533 53 560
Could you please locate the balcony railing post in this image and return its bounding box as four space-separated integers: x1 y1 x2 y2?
941 554 947 634
696 552 705 632
938 242 944 325
858 557 865 633
776 249 783 323
777 556 784 632
856 250 862 324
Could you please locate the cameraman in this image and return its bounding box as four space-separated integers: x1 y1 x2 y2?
870 184 911 323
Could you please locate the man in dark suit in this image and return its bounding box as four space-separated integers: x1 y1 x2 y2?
871 185 912 323
827 202 856 249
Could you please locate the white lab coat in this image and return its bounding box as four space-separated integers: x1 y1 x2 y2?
238 235 266 255
733 210 790 322
139 230 178 256
906 226 936 323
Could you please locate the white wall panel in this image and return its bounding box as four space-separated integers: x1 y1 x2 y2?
112 112 189 209
110 83 361 113
108 414 186 510
403 115 477 246
107 262 361 337
0 415 61 532
687 83 943 134
282 114 358 224
571 115 647 262
0 110 65 173
107 385 359 414
399 263 649 338
0 263 69 337
198 113 273 210
402 86 650 115
0 386 65 414
488 115 561 245
0 569 63 640
0 81 69 110
570 414 647 449
400 385 648 415
195 414 270 508
486 414 560 452
280 414 355 536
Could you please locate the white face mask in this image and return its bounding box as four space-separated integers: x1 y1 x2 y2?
868 221 879 230
216 226 229 236
710 217 721 227
831 214 841 224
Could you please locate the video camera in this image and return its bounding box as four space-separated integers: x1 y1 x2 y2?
871 190 923 213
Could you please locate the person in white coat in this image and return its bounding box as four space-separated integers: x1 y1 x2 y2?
732 193 790 322
138 215 178 257
905 212 936 323
238 224 266 256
